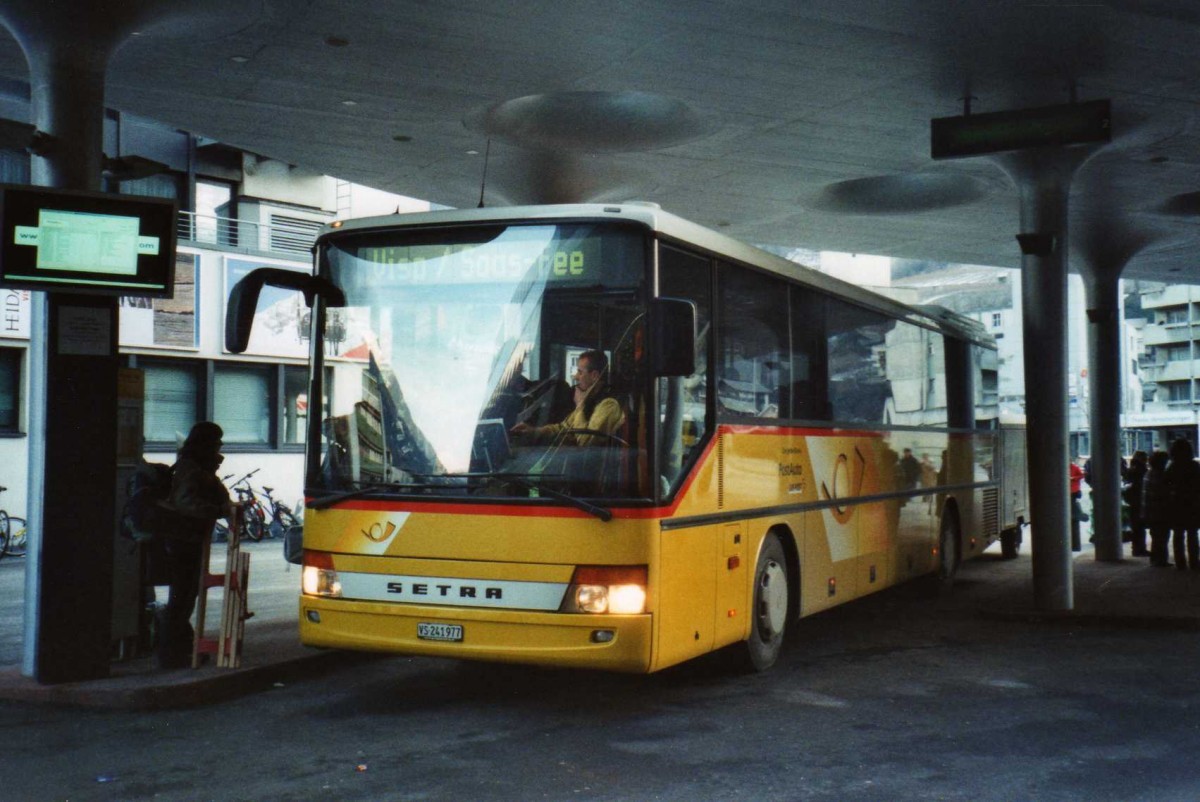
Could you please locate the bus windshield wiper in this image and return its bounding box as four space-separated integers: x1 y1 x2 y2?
307 481 439 510
429 472 613 523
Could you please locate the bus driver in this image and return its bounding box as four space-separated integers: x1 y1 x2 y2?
510 349 624 447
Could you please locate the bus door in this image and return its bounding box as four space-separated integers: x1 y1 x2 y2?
655 525 717 669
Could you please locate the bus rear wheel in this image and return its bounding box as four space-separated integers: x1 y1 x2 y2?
742 533 789 672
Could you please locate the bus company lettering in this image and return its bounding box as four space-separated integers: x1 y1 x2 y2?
778 461 806 495
387 581 502 599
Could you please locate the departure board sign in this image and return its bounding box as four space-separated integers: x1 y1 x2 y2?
0 185 177 297
931 100 1111 160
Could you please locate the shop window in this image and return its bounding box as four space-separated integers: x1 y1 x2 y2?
214 364 271 445
0 347 20 432
143 361 201 444
284 366 308 444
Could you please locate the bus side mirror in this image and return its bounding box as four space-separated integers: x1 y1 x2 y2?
225 267 346 354
651 297 696 377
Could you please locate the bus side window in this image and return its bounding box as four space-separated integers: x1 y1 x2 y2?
791 288 828 420
657 245 711 496
716 263 789 419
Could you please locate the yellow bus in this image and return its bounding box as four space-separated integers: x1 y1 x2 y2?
227 203 1016 672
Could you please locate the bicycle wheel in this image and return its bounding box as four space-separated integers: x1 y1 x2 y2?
4 517 26 557
0 510 8 558
241 503 266 542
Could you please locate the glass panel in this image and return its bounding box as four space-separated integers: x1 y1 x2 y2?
657 246 711 497
716 264 789 419
215 364 271 444
145 362 198 443
0 347 19 430
316 222 647 500
283 366 307 444
195 180 233 245
790 288 828 420
827 300 894 423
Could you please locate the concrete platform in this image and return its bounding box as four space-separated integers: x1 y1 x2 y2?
0 533 1197 710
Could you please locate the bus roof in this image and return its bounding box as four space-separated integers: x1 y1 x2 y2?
319 202 997 347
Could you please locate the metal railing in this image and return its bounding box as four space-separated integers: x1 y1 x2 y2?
176 210 318 258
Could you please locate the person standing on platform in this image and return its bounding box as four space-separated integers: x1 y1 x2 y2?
1164 438 1200 571
1070 459 1087 552
1142 449 1172 567
156 422 233 669
1123 450 1149 557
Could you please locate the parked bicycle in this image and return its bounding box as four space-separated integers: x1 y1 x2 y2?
0 485 27 559
214 469 268 543
259 485 301 540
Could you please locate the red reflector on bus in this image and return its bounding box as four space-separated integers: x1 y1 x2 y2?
571 565 647 586
304 549 334 569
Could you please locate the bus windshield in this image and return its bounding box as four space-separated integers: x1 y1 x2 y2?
313 221 649 501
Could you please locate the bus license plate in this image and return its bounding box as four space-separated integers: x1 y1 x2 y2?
417 622 463 642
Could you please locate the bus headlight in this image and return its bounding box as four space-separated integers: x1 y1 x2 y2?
302 550 342 598
561 566 647 614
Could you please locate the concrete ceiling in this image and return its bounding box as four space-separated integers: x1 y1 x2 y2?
2 0 1200 281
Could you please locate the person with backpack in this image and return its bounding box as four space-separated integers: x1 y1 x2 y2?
1164 438 1200 572
156 421 233 669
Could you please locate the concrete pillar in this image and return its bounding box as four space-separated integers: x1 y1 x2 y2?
993 148 1095 611
1081 267 1124 561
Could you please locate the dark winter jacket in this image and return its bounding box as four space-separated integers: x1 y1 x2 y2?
1164 457 1200 530
1142 465 1171 527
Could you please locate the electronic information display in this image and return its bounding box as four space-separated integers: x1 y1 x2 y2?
0 185 177 298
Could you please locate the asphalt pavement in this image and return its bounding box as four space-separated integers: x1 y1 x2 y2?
0 527 1197 711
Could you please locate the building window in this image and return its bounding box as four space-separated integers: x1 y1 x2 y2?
195 179 235 245
214 364 272 445
144 361 202 444
1167 308 1189 325
135 357 307 450
1167 346 1191 362
0 347 21 432
283 366 308 444
991 312 1002 328
1167 382 1192 404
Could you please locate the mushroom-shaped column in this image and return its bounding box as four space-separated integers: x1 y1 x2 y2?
1073 211 1160 562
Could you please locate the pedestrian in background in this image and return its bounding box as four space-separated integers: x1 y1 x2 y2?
1142 449 1171 567
1164 438 1200 571
1123 450 1149 557
1070 458 1087 552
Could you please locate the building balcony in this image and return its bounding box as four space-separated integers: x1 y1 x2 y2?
1143 324 1199 347
1141 285 1200 310
1142 361 1200 383
177 210 320 259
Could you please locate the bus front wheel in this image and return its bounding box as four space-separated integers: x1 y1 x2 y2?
743 533 789 672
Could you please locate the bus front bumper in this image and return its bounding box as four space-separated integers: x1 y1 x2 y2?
299 597 653 673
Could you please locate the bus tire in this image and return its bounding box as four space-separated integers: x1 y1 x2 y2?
938 508 961 590
742 533 789 672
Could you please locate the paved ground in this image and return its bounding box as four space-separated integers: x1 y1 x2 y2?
0 537 334 708
1 524 1197 710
